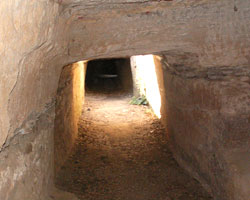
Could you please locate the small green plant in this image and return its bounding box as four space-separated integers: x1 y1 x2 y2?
129 95 148 105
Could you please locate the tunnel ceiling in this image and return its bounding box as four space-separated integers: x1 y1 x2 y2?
54 0 250 68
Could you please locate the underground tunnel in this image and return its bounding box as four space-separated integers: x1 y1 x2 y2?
0 0 250 200
54 55 213 200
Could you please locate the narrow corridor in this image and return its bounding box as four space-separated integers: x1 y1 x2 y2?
55 92 212 200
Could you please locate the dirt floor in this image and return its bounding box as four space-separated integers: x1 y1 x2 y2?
55 92 212 200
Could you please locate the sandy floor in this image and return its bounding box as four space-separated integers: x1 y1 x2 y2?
55 92 212 200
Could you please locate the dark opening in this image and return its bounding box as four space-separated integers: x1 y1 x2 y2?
85 58 133 94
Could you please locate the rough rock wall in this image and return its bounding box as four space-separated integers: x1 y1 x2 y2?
0 1 61 199
161 53 250 200
0 0 60 150
54 61 86 175
0 105 55 200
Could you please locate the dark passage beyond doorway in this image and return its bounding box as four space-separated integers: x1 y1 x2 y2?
85 58 133 94
55 92 212 200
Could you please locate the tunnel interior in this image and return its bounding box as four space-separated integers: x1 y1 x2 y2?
1 1 250 200
85 58 133 94
54 55 213 200
51 54 250 200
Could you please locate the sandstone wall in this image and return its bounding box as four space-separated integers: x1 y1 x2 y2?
0 105 55 200
54 61 87 175
161 54 250 200
0 1 61 199
130 52 250 199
